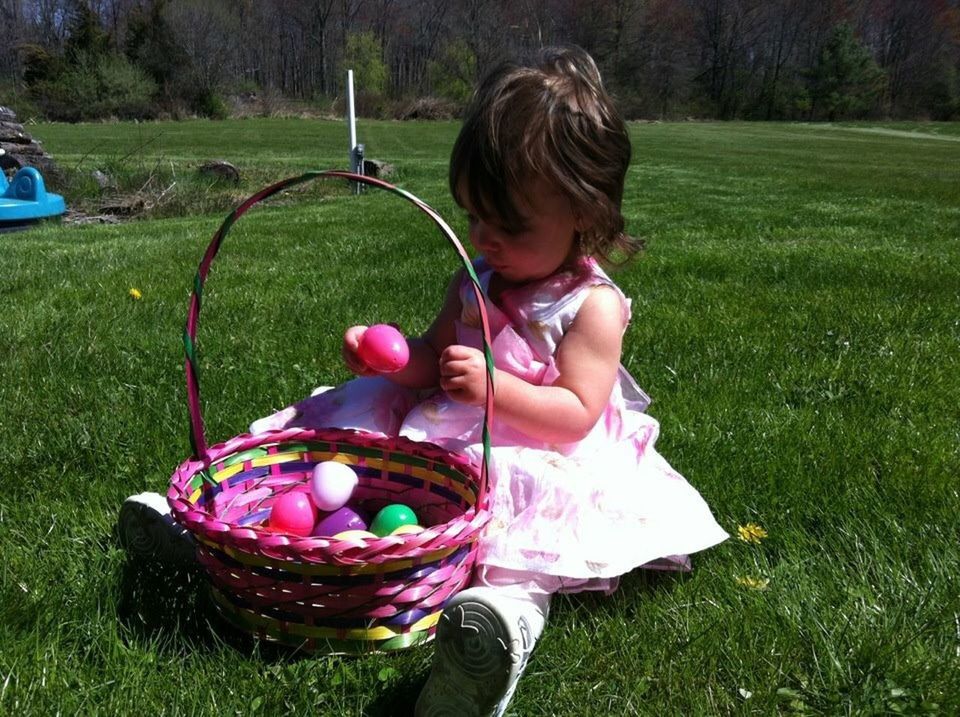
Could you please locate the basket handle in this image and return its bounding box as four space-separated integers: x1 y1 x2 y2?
183 170 494 496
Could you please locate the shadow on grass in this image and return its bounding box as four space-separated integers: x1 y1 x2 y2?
114 538 426 711
551 566 690 619
115 556 224 654
362 673 426 717
115 554 427 715
113 560 688 715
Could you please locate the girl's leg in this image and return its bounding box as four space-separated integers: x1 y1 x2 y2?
415 569 552 717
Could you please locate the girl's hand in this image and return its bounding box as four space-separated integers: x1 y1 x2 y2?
439 344 488 405
342 325 377 376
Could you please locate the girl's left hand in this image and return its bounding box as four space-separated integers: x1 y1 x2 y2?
439 344 487 405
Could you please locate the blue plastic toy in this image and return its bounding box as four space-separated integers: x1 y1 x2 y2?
0 167 66 230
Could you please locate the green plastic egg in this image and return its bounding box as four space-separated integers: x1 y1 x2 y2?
369 503 419 537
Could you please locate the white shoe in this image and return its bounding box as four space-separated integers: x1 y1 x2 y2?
415 587 548 717
118 492 196 568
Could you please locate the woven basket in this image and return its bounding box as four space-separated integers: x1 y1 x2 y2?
168 171 494 654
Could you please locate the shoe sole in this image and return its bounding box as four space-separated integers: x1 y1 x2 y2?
118 498 195 567
415 598 518 717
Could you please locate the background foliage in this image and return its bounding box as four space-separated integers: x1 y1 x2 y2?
1 0 959 122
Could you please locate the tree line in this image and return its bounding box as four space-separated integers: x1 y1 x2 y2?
1 0 958 122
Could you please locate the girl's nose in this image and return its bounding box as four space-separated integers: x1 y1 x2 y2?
471 221 500 251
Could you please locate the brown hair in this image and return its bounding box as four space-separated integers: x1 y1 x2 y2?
450 45 641 264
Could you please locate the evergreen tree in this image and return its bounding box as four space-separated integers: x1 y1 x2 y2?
808 24 885 121
125 0 188 102
63 1 111 62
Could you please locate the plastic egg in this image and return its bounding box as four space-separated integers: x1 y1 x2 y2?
370 503 419 537
312 505 369 537
391 523 425 536
309 461 359 511
268 492 317 537
357 324 409 373
332 530 378 540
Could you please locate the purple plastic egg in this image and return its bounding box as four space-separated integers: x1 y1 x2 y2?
312 505 369 537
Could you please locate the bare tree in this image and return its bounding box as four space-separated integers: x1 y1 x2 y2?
0 0 26 77
164 0 238 95
755 0 817 119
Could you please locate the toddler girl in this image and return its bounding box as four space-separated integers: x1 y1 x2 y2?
120 45 727 717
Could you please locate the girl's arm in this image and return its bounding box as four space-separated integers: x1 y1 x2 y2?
441 285 625 444
342 270 463 389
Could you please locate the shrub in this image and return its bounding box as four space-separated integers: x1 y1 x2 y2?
0 81 44 121
333 90 394 119
189 89 229 119
394 96 460 121
30 52 157 121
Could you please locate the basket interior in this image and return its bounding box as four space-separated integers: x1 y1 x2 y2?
193 437 479 533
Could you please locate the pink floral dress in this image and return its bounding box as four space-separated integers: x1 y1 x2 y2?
253 258 728 593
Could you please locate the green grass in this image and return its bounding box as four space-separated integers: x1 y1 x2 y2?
2 119 959 715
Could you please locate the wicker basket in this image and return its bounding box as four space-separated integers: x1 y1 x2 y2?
168 171 494 654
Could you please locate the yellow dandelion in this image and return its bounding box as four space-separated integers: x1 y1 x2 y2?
128 287 143 300
735 575 770 590
737 522 768 544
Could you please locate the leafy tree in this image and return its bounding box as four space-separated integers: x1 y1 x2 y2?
344 32 387 95
808 23 885 121
20 0 156 121
426 40 476 103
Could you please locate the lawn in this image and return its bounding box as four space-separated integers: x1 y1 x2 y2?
2 118 959 715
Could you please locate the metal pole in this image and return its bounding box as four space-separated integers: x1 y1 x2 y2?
346 69 363 194
347 69 357 163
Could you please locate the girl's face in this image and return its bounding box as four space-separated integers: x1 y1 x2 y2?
461 180 579 284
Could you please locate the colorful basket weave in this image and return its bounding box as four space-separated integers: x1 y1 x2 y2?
168 171 494 654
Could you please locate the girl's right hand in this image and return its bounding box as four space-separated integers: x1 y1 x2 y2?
342 325 377 376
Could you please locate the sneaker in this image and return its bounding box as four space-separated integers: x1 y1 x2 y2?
415 587 547 717
118 492 197 569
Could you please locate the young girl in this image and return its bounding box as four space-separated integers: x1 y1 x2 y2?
121 46 727 717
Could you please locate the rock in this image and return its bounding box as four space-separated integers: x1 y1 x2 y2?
362 159 395 179
1 141 41 155
0 108 60 180
0 148 22 174
198 160 240 184
63 209 121 225
0 121 32 143
91 169 115 191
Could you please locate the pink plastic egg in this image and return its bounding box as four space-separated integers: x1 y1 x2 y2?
358 324 409 373
312 506 369 537
269 492 318 536
309 461 359 511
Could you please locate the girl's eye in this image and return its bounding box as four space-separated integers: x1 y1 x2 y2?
465 212 528 238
